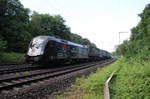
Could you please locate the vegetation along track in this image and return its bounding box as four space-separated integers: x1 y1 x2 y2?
0 59 115 93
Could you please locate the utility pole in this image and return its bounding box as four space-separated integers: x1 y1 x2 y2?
118 32 128 57
119 32 128 44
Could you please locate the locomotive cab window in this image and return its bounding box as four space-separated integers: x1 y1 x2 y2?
30 38 45 49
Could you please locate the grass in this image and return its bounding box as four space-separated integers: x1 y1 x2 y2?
110 58 150 99
54 57 150 99
22 71 30 75
0 52 25 63
54 59 121 99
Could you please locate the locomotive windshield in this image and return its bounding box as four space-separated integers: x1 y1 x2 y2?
30 37 45 49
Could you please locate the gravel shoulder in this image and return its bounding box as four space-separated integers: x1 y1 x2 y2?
0 59 115 99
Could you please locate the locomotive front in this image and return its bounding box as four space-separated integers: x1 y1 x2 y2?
26 36 48 63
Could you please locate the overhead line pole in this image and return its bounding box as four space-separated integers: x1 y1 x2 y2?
119 32 128 44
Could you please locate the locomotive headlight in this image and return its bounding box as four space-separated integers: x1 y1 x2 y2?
32 49 36 53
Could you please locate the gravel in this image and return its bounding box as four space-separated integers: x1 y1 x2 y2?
0 59 115 99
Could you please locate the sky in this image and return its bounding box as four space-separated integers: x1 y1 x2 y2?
20 0 150 52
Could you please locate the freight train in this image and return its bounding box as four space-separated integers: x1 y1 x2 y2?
25 36 111 64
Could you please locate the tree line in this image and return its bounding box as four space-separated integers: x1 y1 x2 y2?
0 0 96 53
115 3 150 58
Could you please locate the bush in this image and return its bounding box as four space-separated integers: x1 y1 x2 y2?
0 52 25 63
110 59 150 99
122 37 150 63
0 39 7 52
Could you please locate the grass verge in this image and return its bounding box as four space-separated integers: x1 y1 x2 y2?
54 59 121 99
0 52 25 63
54 58 150 99
110 58 150 99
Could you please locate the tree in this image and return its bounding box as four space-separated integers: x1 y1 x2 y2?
70 33 95 46
81 38 91 45
70 33 83 44
130 4 150 41
0 38 7 52
0 0 97 53
117 3 150 57
0 0 31 52
90 43 96 47
28 13 71 40
139 4 150 36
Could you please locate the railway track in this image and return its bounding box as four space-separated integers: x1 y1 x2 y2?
0 60 106 75
0 64 42 75
0 62 24 67
0 61 98 75
0 59 114 93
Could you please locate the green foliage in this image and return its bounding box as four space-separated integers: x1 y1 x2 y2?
116 4 150 58
70 33 83 44
0 0 31 52
70 33 94 46
0 38 7 52
0 0 97 54
125 37 150 60
0 52 24 62
110 59 150 99
110 4 150 98
55 60 121 99
115 40 129 56
56 57 150 99
130 4 150 41
116 37 150 59
75 60 120 97
90 43 97 47
28 13 71 40
28 13 95 46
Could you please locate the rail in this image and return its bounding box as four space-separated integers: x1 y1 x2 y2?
104 71 115 99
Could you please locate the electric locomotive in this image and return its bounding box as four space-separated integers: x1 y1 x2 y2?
26 36 89 64
26 35 111 64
